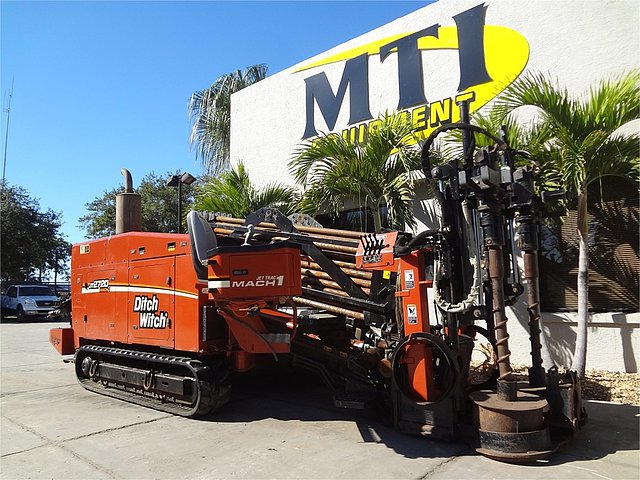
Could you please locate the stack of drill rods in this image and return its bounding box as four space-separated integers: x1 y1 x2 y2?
212 227 358 254
210 215 366 239
209 216 364 256
301 267 371 288
208 216 383 321
210 221 366 276
291 296 366 321
301 282 370 298
300 260 372 280
301 273 371 295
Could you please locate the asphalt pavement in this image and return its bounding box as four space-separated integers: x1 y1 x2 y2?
1 319 638 479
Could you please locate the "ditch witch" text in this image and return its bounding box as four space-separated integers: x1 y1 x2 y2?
133 294 169 329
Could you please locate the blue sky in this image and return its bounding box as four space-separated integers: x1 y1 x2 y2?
1 0 430 245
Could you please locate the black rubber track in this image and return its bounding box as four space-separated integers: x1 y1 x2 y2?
75 345 230 417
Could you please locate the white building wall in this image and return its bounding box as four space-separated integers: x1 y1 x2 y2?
230 0 640 372
509 310 640 373
232 0 639 188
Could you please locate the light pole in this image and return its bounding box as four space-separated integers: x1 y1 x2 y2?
167 172 196 234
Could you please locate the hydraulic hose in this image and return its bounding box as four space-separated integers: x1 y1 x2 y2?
420 120 509 315
433 199 481 314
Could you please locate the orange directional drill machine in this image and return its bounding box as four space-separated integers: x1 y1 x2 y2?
51 105 584 461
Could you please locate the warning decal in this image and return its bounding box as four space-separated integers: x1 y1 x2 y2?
407 304 418 325
404 270 415 289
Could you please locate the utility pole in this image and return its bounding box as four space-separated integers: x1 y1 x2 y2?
2 78 14 186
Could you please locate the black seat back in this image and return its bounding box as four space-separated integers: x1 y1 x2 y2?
186 211 218 280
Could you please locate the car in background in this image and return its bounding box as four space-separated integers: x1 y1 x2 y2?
53 284 71 298
1 285 60 321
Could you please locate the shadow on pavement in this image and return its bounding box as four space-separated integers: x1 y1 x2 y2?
205 369 639 464
206 368 473 460
550 401 639 463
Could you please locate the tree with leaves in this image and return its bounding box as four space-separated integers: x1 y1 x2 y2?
188 64 268 175
498 70 640 378
79 171 195 238
289 113 421 232
194 161 298 218
0 183 71 283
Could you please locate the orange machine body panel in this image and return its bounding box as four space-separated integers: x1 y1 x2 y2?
49 327 75 355
71 232 205 353
207 244 301 300
207 243 302 360
359 237 435 403
396 252 436 402
355 232 398 269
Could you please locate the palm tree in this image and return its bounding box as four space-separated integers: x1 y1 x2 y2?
194 161 298 218
289 113 421 232
188 64 268 175
498 70 640 378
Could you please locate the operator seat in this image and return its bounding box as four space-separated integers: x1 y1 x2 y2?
186 211 218 281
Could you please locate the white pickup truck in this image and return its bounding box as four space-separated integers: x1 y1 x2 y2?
1 285 60 321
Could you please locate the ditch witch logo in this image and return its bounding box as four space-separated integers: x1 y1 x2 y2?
296 3 529 142
133 295 169 329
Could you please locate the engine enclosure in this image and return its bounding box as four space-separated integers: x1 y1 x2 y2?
68 232 210 353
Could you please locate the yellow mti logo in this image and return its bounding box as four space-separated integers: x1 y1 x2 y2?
296 4 529 143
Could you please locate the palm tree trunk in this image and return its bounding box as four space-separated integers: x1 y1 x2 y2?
571 191 589 378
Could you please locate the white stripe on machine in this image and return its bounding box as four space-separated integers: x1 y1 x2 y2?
208 279 231 289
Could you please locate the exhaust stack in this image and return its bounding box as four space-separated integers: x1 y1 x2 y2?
115 168 141 234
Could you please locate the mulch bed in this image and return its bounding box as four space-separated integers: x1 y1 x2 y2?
511 365 640 405
581 369 640 405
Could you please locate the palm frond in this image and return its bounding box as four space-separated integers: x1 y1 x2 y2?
253 183 299 215
497 72 583 137
194 160 296 218
188 64 268 175
497 69 640 195
582 70 640 133
289 112 420 231
586 135 640 185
